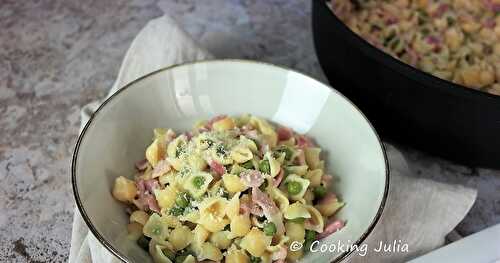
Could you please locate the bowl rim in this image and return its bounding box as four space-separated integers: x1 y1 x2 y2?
314 0 500 101
71 59 390 263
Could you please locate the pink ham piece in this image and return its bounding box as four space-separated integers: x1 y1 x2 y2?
484 0 500 12
243 129 259 141
405 47 419 66
432 3 449 17
135 159 148 171
240 170 265 188
239 201 251 215
152 159 171 178
144 179 160 193
241 124 255 132
143 194 161 213
209 160 226 176
183 131 193 141
271 245 287 261
316 219 345 240
426 36 440 45
259 143 270 158
385 16 398 25
484 18 496 28
252 187 285 235
277 126 293 141
135 179 161 213
273 169 284 187
321 174 333 188
250 203 265 217
295 134 314 148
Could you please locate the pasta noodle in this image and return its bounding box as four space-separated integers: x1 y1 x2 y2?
111 114 346 263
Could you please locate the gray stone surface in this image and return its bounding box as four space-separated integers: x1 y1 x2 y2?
0 0 498 262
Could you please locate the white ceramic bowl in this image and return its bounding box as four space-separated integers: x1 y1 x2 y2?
72 60 389 263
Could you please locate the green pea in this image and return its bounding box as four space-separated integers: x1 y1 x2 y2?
241 160 254 169
263 222 277 236
169 205 184 216
305 230 317 241
192 176 205 189
287 181 302 195
304 230 317 253
175 192 189 208
288 217 305 223
259 160 271 174
313 186 327 199
276 147 293 161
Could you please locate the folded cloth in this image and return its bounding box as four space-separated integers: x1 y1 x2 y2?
69 15 477 263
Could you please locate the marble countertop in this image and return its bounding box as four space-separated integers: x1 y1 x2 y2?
0 0 498 262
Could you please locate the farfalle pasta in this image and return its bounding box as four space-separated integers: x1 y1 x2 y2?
112 115 345 263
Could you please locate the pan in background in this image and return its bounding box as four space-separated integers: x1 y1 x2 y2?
312 0 500 168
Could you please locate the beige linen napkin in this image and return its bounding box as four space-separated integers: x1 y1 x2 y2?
70 15 477 263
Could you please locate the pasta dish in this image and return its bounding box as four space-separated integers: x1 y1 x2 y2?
112 115 345 263
330 0 500 95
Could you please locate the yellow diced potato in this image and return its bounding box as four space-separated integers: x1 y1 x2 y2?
305 169 323 187
223 174 248 194
284 202 311 220
304 147 321 169
249 117 278 147
130 210 149 225
209 231 233 249
168 225 193 251
127 222 143 241
226 247 249 263
230 146 253 163
304 205 325 233
230 214 251 237
154 185 178 210
240 228 272 257
199 242 223 261
192 225 210 244
444 28 464 51
315 199 345 217
183 255 196 263
187 154 207 171
146 138 165 167
112 176 137 203
461 67 481 88
479 70 495 87
212 117 236 131
226 193 241 219
285 221 305 242
303 189 314 205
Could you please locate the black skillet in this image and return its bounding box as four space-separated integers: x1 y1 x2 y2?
312 0 500 168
